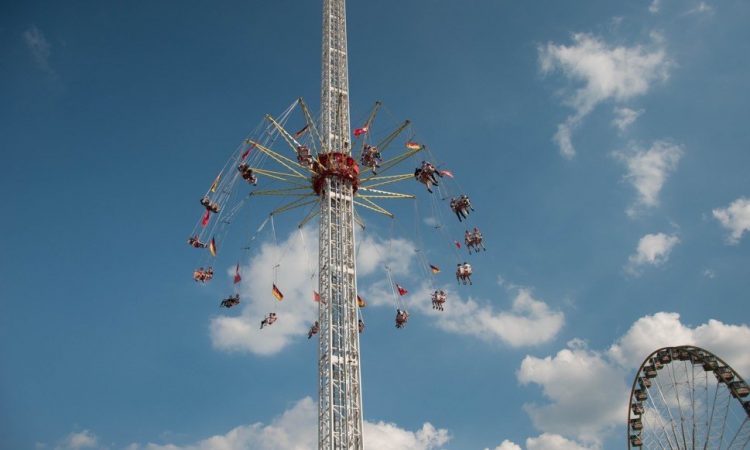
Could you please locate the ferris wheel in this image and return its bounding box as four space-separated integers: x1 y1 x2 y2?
628 345 750 449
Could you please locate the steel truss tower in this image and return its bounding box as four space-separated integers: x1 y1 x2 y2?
318 0 364 448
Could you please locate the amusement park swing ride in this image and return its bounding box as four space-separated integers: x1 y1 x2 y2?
186 0 486 448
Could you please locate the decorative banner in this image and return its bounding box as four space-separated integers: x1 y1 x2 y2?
396 284 408 296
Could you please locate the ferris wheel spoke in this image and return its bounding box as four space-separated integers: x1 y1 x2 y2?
725 416 750 449
653 368 683 447
718 386 733 449
668 361 689 449
641 411 671 450
644 383 678 450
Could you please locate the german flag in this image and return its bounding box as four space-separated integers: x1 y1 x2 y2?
405 141 422 150
430 264 440 274
209 238 217 257
357 295 366 308
272 284 284 301
294 124 309 138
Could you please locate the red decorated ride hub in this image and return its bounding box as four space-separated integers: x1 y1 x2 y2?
311 152 360 195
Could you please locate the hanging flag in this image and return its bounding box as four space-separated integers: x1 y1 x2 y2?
233 264 242 284
396 284 408 296
357 295 366 308
210 174 221 193
405 141 422 150
201 210 210 227
439 170 454 178
272 284 284 301
209 238 217 257
353 126 368 137
430 264 441 274
241 148 251 160
294 124 310 138
313 291 320 302
454 241 461 249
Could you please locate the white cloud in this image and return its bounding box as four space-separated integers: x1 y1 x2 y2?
527 433 598 450
486 440 523 450
56 430 98 450
649 0 662 13
429 288 565 347
712 197 750 244
516 313 750 445
209 227 319 355
23 25 54 74
122 397 449 450
539 33 670 157
517 343 627 445
614 140 683 214
612 107 643 131
626 232 680 274
364 421 450 450
208 228 422 355
687 1 713 15
363 278 565 347
608 312 750 377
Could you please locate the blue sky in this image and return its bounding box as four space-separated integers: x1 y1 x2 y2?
1 0 749 449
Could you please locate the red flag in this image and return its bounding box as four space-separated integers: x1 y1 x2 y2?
396 284 408 296
294 124 309 138
313 291 320 302
233 264 241 284
241 148 251 160
439 170 454 178
353 127 368 137
454 241 461 249
201 210 210 227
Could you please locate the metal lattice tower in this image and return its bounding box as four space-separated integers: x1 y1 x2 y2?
318 0 364 448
